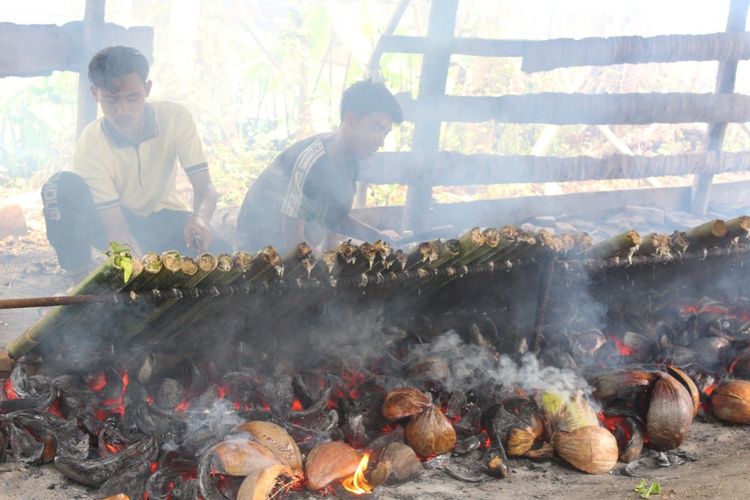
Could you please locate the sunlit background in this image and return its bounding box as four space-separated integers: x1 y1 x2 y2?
1 0 748 206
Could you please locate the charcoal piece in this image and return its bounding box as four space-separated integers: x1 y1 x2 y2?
484 444 511 478
453 435 482 455
454 405 481 436
445 391 467 419
0 382 56 414
12 411 88 461
367 426 405 452
145 466 177 500
292 372 328 407
341 400 370 448
54 435 159 487
443 461 485 483
155 378 184 411
289 387 332 420
170 478 200 499
0 428 6 463
98 458 150 499
656 345 697 367
6 422 44 463
256 372 294 417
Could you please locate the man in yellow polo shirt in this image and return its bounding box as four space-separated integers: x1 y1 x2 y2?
41 46 223 281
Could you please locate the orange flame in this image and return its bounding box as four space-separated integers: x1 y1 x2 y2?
341 453 373 495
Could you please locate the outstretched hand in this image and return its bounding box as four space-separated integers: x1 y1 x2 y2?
184 216 212 253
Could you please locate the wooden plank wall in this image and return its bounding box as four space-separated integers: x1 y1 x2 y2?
361 0 750 230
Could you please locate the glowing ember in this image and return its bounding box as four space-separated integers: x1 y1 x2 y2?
3 378 19 400
341 453 373 495
291 399 304 411
729 357 740 374
150 461 159 473
609 336 634 356
704 383 718 396
215 385 229 399
87 372 107 392
47 399 64 419
599 414 632 441
105 442 124 454
175 399 190 412
102 371 129 417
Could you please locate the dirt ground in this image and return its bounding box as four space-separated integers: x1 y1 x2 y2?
2 193 750 499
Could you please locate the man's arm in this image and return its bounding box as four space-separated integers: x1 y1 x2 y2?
338 214 399 243
184 166 217 251
99 206 143 257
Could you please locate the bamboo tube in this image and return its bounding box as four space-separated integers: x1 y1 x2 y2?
685 219 727 248
385 248 408 272
430 239 462 268
122 252 163 292
404 241 439 271
726 216 750 240
584 229 642 261
669 231 690 255
282 242 317 282
6 251 138 359
635 233 672 257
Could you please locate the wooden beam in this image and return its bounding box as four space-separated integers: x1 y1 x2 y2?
359 151 750 186
394 92 750 125
352 180 750 230
402 0 458 234
0 21 152 78
691 0 750 215
378 32 750 71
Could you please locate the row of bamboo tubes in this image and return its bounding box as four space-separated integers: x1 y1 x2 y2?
6 216 750 360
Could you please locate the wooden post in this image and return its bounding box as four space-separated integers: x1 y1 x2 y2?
355 0 412 210
401 0 458 234
76 0 106 138
691 0 750 214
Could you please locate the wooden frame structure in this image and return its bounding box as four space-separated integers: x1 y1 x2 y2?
359 0 750 232
0 0 153 137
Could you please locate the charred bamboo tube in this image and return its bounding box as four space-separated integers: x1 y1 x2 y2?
635 233 672 257
404 241 439 271
6 253 138 359
486 229 537 266
669 230 689 255
685 219 727 248
371 240 392 272
430 239 462 268
282 242 317 282
726 215 750 240
245 247 283 284
385 248 408 272
338 242 381 280
584 229 641 262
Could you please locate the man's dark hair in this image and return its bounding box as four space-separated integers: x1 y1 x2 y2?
340 79 403 123
88 46 149 90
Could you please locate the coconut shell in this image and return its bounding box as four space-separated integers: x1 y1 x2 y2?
232 421 302 472
646 372 694 450
304 441 361 491
379 442 423 483
554 426 618 475
405 405 456 457
667 365 700 417
382 387 432 421
589 370 655 402
237 463 295 500
711 379 750 424
506 427 538 457
211 439 280 476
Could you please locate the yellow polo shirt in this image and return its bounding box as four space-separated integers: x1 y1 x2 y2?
73 101 208 217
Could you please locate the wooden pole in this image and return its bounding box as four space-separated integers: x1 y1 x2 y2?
691 0 750 214
76 0 105 138
402 0 458 235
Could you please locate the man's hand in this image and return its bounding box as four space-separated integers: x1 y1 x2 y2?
184 215 212 252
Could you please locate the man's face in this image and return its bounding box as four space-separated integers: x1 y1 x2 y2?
91 72 151 138
343 111 394 160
